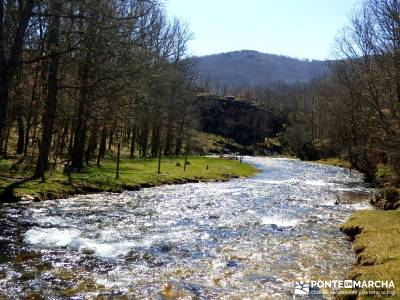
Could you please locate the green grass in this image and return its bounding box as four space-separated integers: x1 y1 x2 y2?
340 210 400 299
0 156 256 201
312 157 351 168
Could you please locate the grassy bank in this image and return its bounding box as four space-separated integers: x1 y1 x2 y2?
310 157 400 298
340 210 400 298
311 157 351 169
0 156 256 202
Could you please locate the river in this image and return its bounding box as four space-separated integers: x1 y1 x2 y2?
0 157 374 299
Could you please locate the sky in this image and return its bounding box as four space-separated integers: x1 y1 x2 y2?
165 0 361 60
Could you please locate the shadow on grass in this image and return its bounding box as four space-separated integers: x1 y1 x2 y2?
0 176 36 203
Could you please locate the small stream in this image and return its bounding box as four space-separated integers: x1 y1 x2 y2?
0 157 374 299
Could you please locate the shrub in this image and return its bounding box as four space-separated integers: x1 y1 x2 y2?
299 142 320 161
382 186 399 203
376 164 397 181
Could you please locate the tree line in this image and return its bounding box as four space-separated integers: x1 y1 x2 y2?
233 0 400 180
0 0 197 178
288 0 400 180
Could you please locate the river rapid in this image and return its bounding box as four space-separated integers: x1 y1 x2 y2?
0 157 374 299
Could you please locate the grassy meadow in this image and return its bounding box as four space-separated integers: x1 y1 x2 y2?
0 156 256 201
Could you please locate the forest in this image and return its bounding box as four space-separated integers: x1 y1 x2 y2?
296 0 400 186
0 0 197 181
0 0 399 198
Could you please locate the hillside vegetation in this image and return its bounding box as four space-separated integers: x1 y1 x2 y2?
197 50 329 90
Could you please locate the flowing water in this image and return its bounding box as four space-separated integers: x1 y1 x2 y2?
0 157 374 299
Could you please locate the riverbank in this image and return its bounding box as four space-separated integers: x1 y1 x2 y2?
340 210 400 298
312 157 351 169
0 156 256 202
311 157 400 298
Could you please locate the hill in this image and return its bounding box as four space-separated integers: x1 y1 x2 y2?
196 50 330 89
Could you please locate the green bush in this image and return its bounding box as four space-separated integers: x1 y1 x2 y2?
376 164 397 181
382 186 399 203
299 142 320 161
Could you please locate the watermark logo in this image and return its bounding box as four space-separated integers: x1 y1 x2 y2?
293 280 396 297
344 280 353 288
294 281 310 295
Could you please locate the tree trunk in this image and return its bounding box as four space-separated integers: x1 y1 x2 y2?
16 116 24 155
164 114 174 156
59 120 69 155
13 67 25 155
175 119 185 156
140 122 149 157
70 56 90 170
151 124 160 157
157 143 162 174
24 66 39 157
0 0 35 142
108 122 115 151
3 126 11 157
85 125 99 165
130 126 136 159
97 126 107 166
35 0 61 177
184 142 189 171
115 143 120 179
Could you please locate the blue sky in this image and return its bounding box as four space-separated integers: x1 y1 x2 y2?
165 0 361 60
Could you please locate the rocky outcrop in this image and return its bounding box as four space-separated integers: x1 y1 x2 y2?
195 95 271 146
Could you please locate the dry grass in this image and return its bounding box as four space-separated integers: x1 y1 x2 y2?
340 210 400 299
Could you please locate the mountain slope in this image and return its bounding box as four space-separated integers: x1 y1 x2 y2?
196 50 330 88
